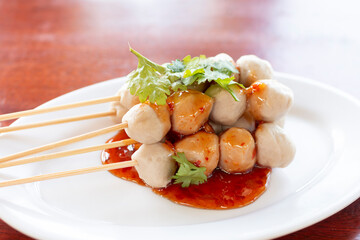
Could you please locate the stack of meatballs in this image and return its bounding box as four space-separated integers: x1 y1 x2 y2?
110 54 296 189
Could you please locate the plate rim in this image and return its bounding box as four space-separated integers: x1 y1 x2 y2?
0 72 360 240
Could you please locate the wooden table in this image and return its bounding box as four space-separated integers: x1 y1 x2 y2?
0 0 359 239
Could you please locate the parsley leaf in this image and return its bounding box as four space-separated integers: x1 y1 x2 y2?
172 152 207 188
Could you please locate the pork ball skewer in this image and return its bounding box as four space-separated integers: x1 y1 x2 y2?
0 98 171 165
0 52 296 190
0 140 177 189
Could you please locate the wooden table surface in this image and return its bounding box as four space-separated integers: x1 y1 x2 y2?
0 0 359 239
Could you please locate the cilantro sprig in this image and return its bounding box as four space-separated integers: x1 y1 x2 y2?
127 48 172 105
172 152 207 188
127 46 242 105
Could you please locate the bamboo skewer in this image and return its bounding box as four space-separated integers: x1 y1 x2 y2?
0 139 137 168
0 95 120 121
0 160 137 188
0 95 137 188
0 122 128 163
0 111 116 134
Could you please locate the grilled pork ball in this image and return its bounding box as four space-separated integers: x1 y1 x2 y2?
122 103 171 144
255 123 296 168
236 55 274 87
110 101 128 124
167 90 214 135
174 131 219 176
248 80 294 122
118 83 140 110
219 127 256 173
205 84 246 125
132 143 176 188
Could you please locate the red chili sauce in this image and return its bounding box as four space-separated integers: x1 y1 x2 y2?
101 129 271 210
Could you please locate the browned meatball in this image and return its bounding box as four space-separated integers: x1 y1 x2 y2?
219 127 256 173
174 131 219 176
167 90 214 135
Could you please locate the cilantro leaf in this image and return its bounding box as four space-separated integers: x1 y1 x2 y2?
171 80 187 92
127 47 171 105
172 152 207 188
179 55 242 100
215 78 241 101
126 47 242 104
167 59 185 73
207 56 239 76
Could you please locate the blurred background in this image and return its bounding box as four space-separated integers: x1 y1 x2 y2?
0 0 359 114
0 0 359 239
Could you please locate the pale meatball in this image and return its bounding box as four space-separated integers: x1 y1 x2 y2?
223 111 256 132
132 143 176 188
214 53 236 65
236 55 273 87
219 128 256 173
118 83 140 110
247 80 294 122
110 101 128 123
122 103 171 144
174 131 219 176
212 53 239 82
255 123 296 168
274 116 285 128
167 90 214 135
205 84 246 125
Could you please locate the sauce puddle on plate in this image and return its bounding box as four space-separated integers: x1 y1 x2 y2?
101 130 271 209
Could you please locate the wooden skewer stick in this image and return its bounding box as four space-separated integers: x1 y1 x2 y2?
0 95 120 121
0 111 116 134
0 138 137 168
0 122 128 163
0 160 137 188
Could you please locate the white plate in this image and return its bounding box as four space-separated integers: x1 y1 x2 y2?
0 73 359 240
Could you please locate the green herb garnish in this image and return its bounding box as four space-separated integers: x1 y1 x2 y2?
127 46 242 105
172 152 207 188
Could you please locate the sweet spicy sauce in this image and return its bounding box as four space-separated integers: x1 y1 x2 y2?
101 129 271 210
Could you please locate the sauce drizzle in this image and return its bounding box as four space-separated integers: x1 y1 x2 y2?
102 130 271 209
